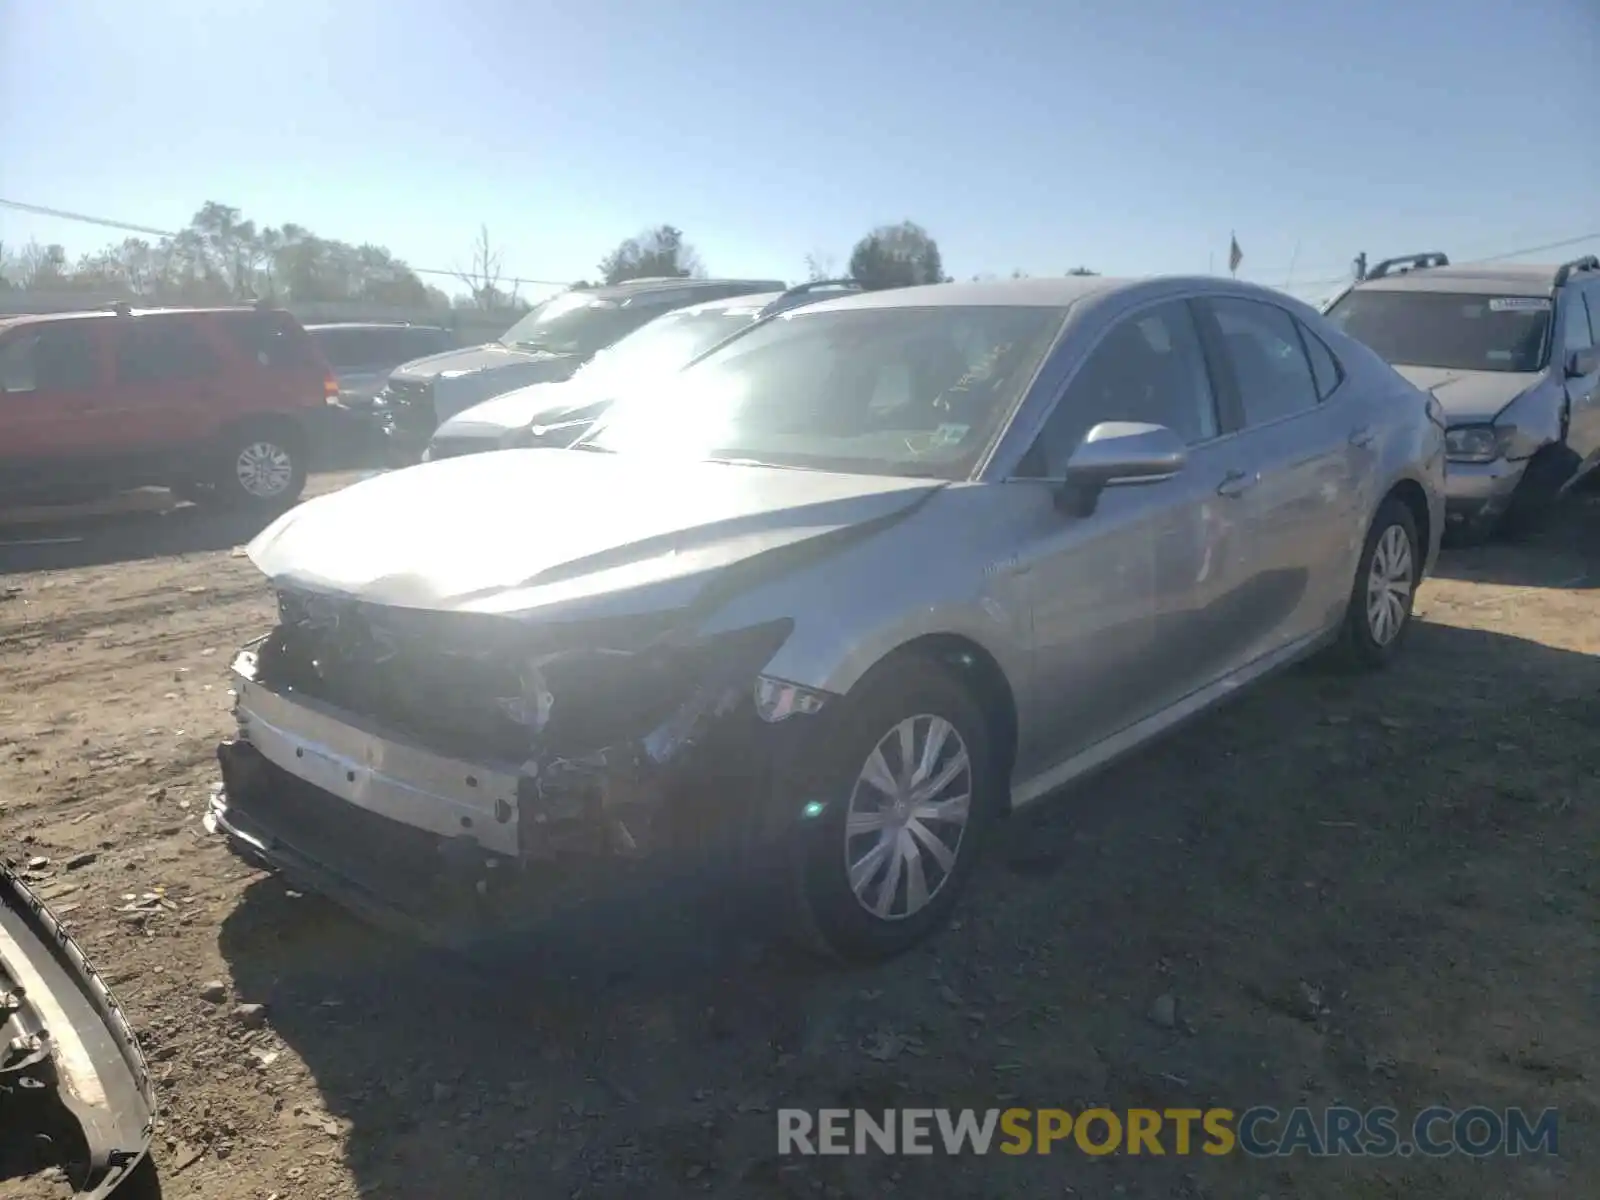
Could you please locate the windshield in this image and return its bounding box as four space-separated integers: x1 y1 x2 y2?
577 305 761 387
1325 290 1552 373
580 305 1067 479
498 292 659 356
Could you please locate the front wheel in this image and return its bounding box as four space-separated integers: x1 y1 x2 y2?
1332 496 1420 670
788 659 1001 962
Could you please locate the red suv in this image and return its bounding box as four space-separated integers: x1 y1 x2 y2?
0 303 337 510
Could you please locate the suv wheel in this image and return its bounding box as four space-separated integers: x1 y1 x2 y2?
1333 497 1419 669
213 427 307 509
788 659 999 962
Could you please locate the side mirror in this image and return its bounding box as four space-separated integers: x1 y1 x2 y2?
1565 347 1600 379
1057 421 1186 517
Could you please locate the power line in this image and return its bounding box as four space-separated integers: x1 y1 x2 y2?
0 196 576 290
0 198 179 239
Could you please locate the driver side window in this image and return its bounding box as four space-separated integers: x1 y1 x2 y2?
1026 301 1218 476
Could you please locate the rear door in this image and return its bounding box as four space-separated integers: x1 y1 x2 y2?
0 319 108 489
101 316 224 454
1192 296 1360 666
212 311 327 415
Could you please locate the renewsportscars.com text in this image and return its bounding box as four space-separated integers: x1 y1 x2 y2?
778 1106 1559 1158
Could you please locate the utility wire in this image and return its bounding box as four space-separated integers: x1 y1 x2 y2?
0 197 575 289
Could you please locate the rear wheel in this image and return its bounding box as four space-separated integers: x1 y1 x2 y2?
207 426 307 510
1332 497 1419 670
787 659 1000 962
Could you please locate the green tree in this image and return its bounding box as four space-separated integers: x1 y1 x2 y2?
597 225 704 284
1066 266 1099 276
847 221 948 291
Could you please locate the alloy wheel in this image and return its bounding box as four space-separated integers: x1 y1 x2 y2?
1365 523 1414 646
843 714 972 921
235 442 294 499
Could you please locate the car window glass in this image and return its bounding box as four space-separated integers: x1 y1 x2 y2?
0 324 98 394
1564 291 1593 352
1323 289 1550 373
1296 319 1344 399
401 328 452 359
310 329 364 370
586 304 1065 480
217 312 314 369
115 320 219 383
1029 301 1218 475
1207 297 1320 426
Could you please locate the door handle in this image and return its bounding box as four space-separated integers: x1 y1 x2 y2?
1216 469 1259 498
1349 425 1376 448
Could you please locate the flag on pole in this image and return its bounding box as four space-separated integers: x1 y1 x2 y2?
1228 234 1243 276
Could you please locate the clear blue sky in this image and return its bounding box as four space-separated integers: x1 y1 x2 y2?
2 0 1596 305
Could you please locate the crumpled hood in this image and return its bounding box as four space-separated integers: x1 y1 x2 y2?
248 451 942 616
433 378 608 439
0 863 154 1198
1392 365 1539 423
391 342 580 383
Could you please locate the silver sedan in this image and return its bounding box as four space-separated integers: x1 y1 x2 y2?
209 275 1446 962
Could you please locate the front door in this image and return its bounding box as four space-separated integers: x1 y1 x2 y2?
1562 284 1600 466
1014 298 1245 777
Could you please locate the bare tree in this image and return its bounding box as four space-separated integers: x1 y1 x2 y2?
456 225 517 311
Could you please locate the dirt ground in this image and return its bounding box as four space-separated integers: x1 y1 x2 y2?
1 477 1596 1200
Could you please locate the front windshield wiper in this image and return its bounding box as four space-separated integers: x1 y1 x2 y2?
707 457 808 471
567 439 614 453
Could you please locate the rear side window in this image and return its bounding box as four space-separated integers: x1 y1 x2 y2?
0 322 99 393
1203 297 1321 427
1296 320 1344 399
114 319 221 383
216 312 318 370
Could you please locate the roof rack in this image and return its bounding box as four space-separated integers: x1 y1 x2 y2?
1364 252 1449 281
1553 255 1600 288
759 278 862 317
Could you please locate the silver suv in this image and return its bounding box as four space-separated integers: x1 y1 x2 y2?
1324 252 1600 538
207 276 1444 962
425 280 862 460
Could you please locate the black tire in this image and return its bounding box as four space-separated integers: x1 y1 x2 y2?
1332 496 1420 670
205 424 308 510
1498 443 1577 541
785 658 1002 963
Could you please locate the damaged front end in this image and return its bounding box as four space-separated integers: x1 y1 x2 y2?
0 864 155 1198
207 592 834 943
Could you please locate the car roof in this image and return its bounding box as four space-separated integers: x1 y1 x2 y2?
666 292 785 317
782 274 1318 317
0 305 290 332
577 277 787 303
304 322 451 333
1351 263 1567 297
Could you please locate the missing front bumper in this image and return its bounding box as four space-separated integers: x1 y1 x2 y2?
212 650 826 942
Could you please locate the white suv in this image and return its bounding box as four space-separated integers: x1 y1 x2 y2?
1324 252 1600 538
